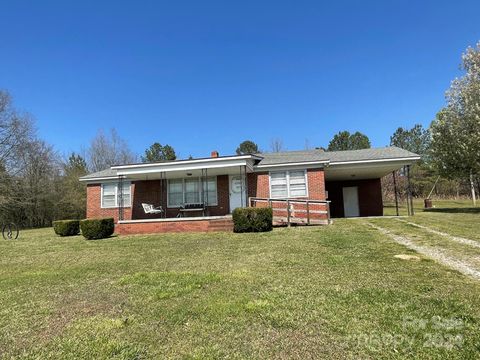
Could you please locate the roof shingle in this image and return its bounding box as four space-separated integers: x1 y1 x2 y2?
80 146 420 180
256 146 419 166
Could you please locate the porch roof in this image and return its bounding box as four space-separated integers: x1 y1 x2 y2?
80 154 260 182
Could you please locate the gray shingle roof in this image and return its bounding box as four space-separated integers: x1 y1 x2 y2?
80 168 117 180
326 146 419 163
255 149 330 166
80 146 420 180
257 146 419 166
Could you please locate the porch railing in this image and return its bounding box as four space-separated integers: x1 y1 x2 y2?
249 197 331 226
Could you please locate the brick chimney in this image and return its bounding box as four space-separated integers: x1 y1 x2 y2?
211 150 219 158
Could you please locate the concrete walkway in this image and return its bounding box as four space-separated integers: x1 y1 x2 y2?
366 221 480 281
395 218 480 249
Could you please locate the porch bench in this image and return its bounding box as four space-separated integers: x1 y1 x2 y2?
178 203 205 217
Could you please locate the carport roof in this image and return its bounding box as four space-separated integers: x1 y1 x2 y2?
256 146 419 166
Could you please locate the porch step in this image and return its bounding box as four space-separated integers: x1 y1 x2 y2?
207 219 234 232
273 217 329 226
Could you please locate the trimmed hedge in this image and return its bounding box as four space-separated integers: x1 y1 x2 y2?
80 218 115 240
53 220 80 236
232 207 273 233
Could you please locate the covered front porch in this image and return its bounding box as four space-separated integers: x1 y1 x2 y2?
112 155 259 224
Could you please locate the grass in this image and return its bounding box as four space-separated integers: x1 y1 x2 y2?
383 199 480 241
0 201 479 359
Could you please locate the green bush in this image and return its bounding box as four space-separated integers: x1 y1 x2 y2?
52 220 80 236
232 207 273 233
80 218 115 240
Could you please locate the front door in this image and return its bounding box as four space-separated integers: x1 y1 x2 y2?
342 186 360 217
229 175 246 212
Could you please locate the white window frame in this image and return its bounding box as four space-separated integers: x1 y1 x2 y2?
167 176 218 208
101 181 132 208
268 170 308 198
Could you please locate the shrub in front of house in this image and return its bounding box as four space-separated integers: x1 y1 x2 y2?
232 207 273 233
52 220 80 236
80 218 115 240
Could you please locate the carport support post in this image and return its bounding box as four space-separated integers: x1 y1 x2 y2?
407 165 414 216
392 170 399 216
404 166 411 216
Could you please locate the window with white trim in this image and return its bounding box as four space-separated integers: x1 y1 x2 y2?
168 179 183 207
185 178 200 204
203 177 217 205
101 182 131 208
269 170 307 198
167 177 218 207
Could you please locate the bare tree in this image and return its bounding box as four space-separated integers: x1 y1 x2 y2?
4 140 62 227
0 90 34 172
87 128 137 172
304 138 312 150
270 138 284 153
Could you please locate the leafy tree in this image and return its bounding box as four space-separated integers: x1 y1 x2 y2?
64 153 88 175
58 153 88 219
430 42 480 204
349 132 371 150
390 124 431 159
327 131 350 151
236 140 259 155
327 131 371 151
141 143 176 163
388 124 433 199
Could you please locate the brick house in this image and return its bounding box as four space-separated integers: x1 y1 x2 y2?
80 146 419 234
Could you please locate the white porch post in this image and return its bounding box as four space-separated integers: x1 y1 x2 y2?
118 175 124 221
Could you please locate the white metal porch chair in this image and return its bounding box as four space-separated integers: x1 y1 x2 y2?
141 203 164 214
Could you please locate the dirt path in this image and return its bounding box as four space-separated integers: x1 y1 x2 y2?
366 221 480 281
395 218 480 249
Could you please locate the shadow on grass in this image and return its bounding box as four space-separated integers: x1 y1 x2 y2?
83 234 119 241
423 207 480 214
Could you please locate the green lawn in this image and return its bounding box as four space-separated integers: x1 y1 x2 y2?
1 202 480 359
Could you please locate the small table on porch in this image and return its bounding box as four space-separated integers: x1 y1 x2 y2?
177 203 206 217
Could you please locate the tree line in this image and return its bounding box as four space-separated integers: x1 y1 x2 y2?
0 92 177 228
238 43 480 203
0 42 478 228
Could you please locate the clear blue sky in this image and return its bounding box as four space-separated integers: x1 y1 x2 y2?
1 0 479 159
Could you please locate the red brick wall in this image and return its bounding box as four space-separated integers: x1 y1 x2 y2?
86 176 230 222
116 218 233 235
214 175 230 215
247 168 326 200
306 168 326 200
86 169 328 223
247 172 269 199
325 178 383 217
86 183 133 222
247 168 327 219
